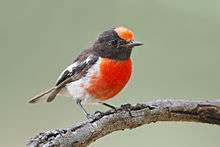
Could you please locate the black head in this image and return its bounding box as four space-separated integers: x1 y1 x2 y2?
92 26 143 60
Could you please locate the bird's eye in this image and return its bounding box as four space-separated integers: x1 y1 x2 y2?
107 40 118 47
112 40 118 45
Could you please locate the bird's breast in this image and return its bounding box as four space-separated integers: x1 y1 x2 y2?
86 57 132 100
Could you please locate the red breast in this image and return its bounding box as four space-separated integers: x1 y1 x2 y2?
86 57 132 100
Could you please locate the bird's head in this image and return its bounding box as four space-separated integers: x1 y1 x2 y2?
92 26 143 60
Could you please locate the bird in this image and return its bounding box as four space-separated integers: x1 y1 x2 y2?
28 26 143 118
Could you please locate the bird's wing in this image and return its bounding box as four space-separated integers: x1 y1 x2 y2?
55 54 99 86
45 54 99 102
55 62 79 86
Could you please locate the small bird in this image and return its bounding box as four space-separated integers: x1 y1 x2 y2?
28 26 143 118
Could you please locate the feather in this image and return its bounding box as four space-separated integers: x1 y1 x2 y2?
28 87 56 103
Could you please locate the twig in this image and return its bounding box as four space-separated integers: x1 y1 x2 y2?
26 99 220 147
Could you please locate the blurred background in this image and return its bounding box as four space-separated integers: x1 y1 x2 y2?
1 0 220 146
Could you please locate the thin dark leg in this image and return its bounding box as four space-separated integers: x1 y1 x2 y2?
76 99 90 118
99 102 117 110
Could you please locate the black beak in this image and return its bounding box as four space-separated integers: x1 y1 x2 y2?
120 40 143 48
128 40 143 47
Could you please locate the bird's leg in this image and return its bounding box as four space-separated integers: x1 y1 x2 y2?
76 99 90 118
99 102 117 111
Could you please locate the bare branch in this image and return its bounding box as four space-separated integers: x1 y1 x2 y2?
26 99 220 147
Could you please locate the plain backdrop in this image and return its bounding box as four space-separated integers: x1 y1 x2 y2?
0 0 220 146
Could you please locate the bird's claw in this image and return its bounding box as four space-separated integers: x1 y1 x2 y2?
94 110 104 116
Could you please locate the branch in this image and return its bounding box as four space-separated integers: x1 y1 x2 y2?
26 99 220 147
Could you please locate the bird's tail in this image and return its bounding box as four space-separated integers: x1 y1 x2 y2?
28 87 60 103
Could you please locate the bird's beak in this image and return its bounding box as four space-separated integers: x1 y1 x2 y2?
128 40 143 47
120 40 143 48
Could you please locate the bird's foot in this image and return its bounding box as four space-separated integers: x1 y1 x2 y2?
94 110 105 116
121 104 133 117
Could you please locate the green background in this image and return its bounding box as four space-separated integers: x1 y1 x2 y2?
1 0 220 146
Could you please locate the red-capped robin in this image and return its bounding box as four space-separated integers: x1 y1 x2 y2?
28 26 143 118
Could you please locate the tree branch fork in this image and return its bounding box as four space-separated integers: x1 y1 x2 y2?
27 99 220 147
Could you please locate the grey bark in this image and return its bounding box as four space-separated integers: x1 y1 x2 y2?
26 99 220 147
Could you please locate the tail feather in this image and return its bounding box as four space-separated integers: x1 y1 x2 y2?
46 87 63 102
28 87 57 103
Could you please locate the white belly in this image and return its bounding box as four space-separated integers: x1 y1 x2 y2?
60 58 101 103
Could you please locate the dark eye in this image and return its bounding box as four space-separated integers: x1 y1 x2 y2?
107 40 118 47
107 39 127 48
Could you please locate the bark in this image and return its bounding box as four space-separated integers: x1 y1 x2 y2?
26 99 220 147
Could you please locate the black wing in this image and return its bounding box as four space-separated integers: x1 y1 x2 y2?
55 54 98 86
